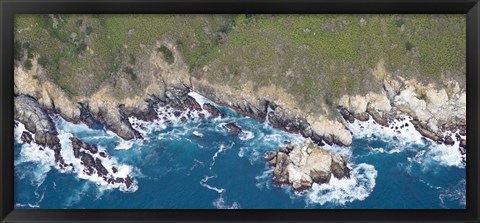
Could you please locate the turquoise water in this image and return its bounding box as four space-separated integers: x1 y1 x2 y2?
14 96 466 209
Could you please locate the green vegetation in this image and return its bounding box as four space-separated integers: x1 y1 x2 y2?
85 26 93 35
14 14 465 112
405 41 413 51
124 67 137 81
157 46 174 64
24 59 32 70
395 18 405 27
38 56 48 67
14 41 22 60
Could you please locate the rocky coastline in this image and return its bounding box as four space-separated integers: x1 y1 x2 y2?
14 44 466 194
15 95 136 191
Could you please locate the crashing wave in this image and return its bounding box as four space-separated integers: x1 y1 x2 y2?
305 163 377 206
349 115 466 168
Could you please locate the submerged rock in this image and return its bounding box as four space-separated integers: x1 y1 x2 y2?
223 122 243 134
267 138 350 191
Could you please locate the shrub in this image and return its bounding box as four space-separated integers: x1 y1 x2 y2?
38 56 49 67
124 67 137 80
395 18 405 28
76 42 87 53
157 46 174 64
76 19 83 26
405 41 413 51
128 54 136 65
24 59 33 70
14 41 23 61
85 26 93 35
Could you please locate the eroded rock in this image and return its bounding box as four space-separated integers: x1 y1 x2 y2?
268 139 350 191
202 103 224 118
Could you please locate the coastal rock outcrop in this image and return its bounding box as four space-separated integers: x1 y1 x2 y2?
203 103 224 118
223 122 243 134
70 136 136 190
266 139 350 191
191 77 354 146
14 95 68 167
14 95 58 146
338 76 466 149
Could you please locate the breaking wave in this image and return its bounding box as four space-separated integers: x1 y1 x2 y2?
306 163 377 206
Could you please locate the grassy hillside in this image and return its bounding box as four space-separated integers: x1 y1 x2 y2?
14 14 465 111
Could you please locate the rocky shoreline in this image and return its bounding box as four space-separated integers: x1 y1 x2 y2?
14 46 466 193
14 45 467 152
15 95 136 191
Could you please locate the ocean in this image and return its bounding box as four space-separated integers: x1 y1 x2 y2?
14 92 466 209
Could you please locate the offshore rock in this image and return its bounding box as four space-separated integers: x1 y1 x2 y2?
70 137 136 189
223 122 243 134
268 138 350 191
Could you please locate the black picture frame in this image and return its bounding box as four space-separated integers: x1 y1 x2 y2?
1 0 479 222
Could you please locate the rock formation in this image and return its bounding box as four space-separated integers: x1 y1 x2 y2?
266 139 350 191
223 122 243 134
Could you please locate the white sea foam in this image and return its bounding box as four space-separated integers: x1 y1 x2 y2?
305 163 377 206
114 139 134 150
212 195 240 209
200 175 225 193
14 122 55 186
349 115 466 168
407 133 465 169
349 115 425 147
255 168 273 190
239 130 255 141
65 181 91 207
57 130 139 192
14 121 28 143
424 143 465 168
322 143 353 158
15 203 40 208
419 179 443 190
368 146 402 155
211 142 234 169
128 101 208 140
439 179 466 207
15 116 139 193
193 130 204 138
188 91 212 107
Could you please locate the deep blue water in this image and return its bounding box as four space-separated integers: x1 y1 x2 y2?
14 95 466 209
